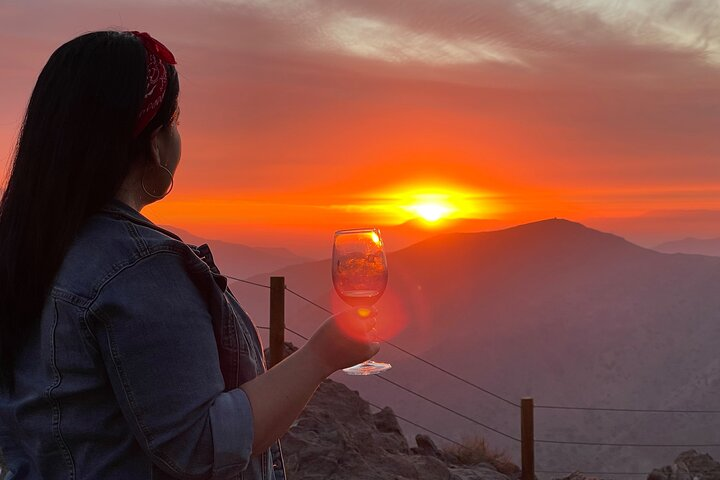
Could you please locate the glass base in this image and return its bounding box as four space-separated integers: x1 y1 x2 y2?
342 360 392 376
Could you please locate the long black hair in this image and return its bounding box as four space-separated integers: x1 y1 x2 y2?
0 30 180 390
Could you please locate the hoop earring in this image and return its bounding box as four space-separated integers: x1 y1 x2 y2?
141 164 174 199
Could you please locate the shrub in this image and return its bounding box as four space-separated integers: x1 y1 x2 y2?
442 435 520 475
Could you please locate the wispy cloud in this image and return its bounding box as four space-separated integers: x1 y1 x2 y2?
1 0 719 233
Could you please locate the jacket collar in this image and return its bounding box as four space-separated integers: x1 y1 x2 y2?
98 199 225 289
98 198 184 242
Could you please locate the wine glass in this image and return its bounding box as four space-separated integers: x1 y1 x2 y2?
332 228 392 375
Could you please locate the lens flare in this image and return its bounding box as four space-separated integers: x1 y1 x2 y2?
330 285 409 343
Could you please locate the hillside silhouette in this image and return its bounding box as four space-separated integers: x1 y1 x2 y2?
378 217 510 252
228 218 720 475
655 237 720 257
158 224 312 278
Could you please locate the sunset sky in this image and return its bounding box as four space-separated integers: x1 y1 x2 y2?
1 0 719 257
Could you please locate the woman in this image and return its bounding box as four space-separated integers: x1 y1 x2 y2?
0 30 379 479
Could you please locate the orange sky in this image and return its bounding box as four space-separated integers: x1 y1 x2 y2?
2 0 720 257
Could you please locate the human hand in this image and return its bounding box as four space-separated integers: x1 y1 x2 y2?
304 307 381 376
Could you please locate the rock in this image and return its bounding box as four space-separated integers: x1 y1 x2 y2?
452 464 516 480
411 455 454 480
276 344 517 480
372 407 410 454
281 379 423 479
413 434 445 459
647 469 668 480
374 406 403 435
650 450 720 480
676 450 720 477
552 472 605 480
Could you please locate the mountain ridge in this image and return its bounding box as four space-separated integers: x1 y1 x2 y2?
157 224 313 278
226 217 720 475
654 236 720 257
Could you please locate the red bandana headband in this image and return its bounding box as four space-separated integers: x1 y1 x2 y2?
129 31 177 138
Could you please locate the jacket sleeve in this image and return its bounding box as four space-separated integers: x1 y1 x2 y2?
87 249 254 480
1 424 30 478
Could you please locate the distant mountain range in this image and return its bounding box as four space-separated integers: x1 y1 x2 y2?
225 218 720 476
158 225 312 279
654 237 720 257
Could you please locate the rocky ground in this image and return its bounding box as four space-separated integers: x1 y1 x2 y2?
280 377 520 480
647 450 720 480
549 450 720 480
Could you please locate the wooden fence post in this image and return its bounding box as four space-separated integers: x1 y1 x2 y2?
269 276 285 369
521 397 535 480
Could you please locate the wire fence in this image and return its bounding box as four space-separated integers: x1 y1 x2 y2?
225 273 720 477
256 323 470 449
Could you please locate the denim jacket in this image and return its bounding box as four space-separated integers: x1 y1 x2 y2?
0 198 286 480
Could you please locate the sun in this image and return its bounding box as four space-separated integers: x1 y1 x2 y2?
366 183 495 226
411 203 452 222
403 193 458 223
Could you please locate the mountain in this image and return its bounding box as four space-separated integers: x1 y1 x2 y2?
158 225 312 279
227 218 720 477
378 218 510 253
582 209 720 249
654 237 720 257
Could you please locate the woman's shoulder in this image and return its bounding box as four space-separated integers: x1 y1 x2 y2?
52 203 206 306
